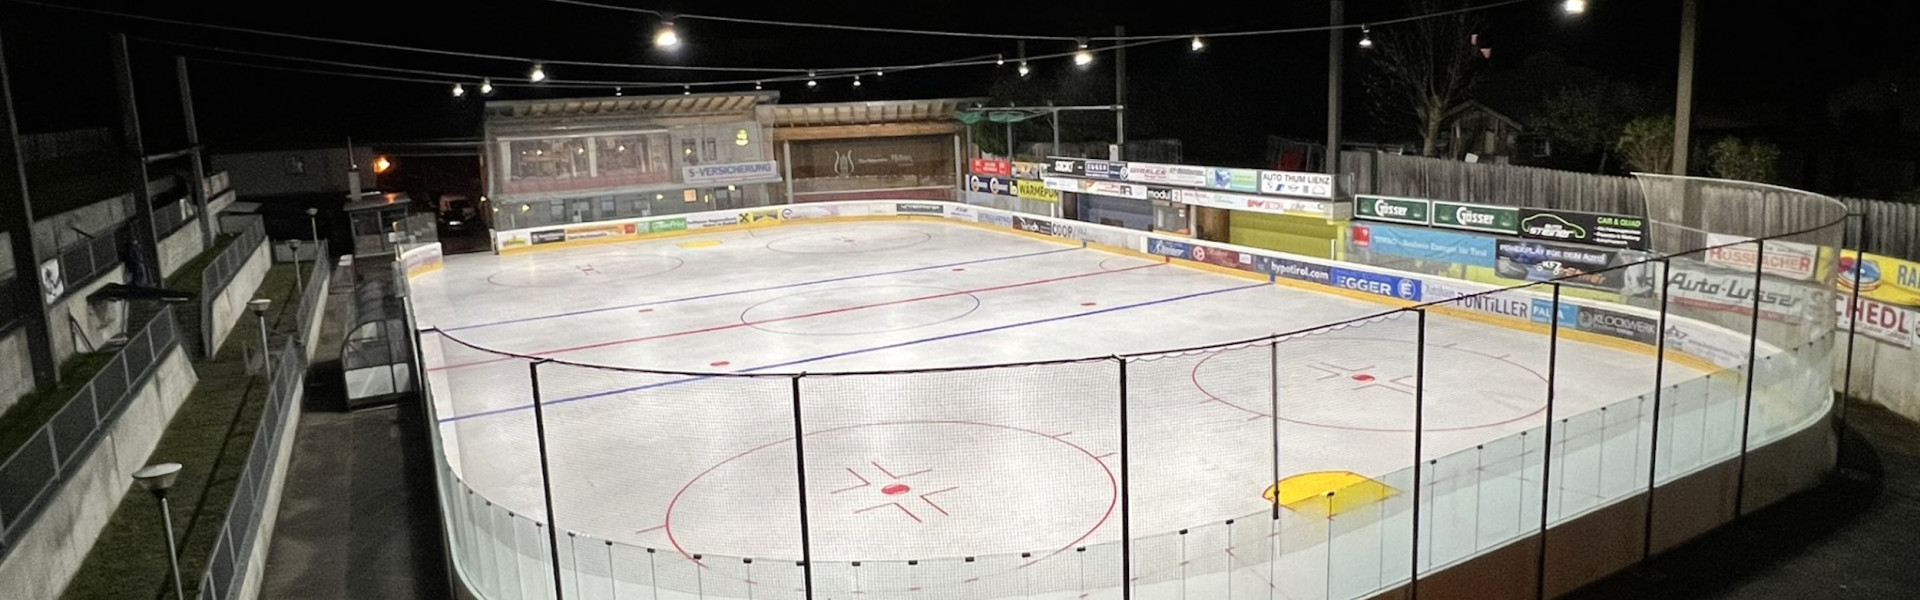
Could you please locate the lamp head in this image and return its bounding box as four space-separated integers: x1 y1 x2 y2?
248 298 271 316
132 462 183 495
306 208 319 217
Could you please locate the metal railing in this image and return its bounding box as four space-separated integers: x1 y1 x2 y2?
0 306 179 552
198 219 266 358
194 246 330 600
47 228 127 303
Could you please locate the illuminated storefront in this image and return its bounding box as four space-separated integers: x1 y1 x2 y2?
761 99 982 203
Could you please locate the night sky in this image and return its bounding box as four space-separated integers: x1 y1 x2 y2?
1 0 1915 169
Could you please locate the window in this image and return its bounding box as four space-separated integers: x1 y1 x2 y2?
548 202 564 222
600 198 615 214
681 140 698 166
703 138 718 162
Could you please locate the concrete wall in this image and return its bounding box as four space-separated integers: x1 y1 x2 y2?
211 147 374 198
47 266 127 367
234 274 328 600
0 328 31 411
1835 333 1920 419
207 242 271 358
0 346 197 600
156 188 239 279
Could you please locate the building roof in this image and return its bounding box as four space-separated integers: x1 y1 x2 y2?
759 98 988 127
485 92 781 120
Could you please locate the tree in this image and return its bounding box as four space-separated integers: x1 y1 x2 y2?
1530 81 1660 172
1706 137 1781 183
1363 0 1490 157
1615 115 1676 174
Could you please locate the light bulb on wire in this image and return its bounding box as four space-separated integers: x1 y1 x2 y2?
654 19 680 48
1190 36 1206 52
614 86 623 96
683 84 691 95
755 81 763 90
1358 26 1374 49
875 69 884 77
1562 0 1587 15
528 62 547 82
451 83 465 97
996 54 1005 67
1018 61 1031 77
807 71 818 88
480 78 494 95
1073 38 1093 67
852 75 862 88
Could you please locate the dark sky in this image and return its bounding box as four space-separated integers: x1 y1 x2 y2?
2 0 1916 165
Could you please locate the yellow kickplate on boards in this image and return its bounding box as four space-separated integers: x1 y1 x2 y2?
1263 471 1397 518
676 240 723 248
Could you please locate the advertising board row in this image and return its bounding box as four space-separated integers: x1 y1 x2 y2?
1044 175 1340 219
1355 194 1649 250
1046 157 1336 200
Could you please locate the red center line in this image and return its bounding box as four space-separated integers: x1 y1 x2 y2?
430 262 1165 371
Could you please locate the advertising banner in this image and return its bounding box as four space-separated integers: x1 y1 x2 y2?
1084 180 1148 199
1351 223 1497 268
647 217 688 233
780 204 841 220
1147 238 1192 260
1145 187 1177 202
739 208 785 224
1011 161 1048 179
1330 267 1423 301
681 160 780 185
1530 298 1581 327
1668 263 1813 323
1012 216 1054 236
1083 159 1128 180
1043 176 1082 193
1354 195 1432 226
1425 279 1533 321
970 158 1012 177
1705 234 1820 281
1577 306 1661 345
896 203 946 215
1430 200 1519 235
946 204 977 222
1126 162 1210 187
1188 244 1254 271
1518 208 1649 250
564 223 633 241
966 174 1018 196
978 211 1015 228
1494 239 1624 290
1257 255 1333 284
1836 295 1915 348
1258 170 1335 199
687 213 741 229
1177 189 1333 218
1207 168 1261 192
530 229 566 245
1017 179 1061 202
1838 250 1920 308
1049 158 1086 176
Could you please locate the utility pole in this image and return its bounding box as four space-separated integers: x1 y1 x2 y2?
1114 25 1127 160
1327 0 1346 194
0 30 58 389
176 57 214 249
111 33 162 288
1671 0 1698 176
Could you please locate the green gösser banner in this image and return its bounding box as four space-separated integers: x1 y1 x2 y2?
1431 200 1519 235
1354 195 1431 226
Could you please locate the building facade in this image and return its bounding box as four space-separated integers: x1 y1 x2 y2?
761 99 982 204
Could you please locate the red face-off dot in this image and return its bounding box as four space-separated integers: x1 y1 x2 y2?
1351 373 1376 382
881 484 911 496
710 360 731 367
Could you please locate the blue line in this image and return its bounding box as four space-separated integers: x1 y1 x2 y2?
440 247 1080 332
436 281 1271 423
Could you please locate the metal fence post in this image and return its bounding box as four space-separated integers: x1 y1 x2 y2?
1535 283 1563 600
1642 257 1674 562
1839 214 1865 434
1269 338 1281 523
791 373 816 600
1410 308 1428 598
1117 356 1132 600
1733 239 1766 516
527 360 566 598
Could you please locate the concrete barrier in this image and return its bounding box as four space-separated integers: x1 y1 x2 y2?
206 242 270 358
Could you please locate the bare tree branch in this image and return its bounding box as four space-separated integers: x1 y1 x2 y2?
1363 0 1489 157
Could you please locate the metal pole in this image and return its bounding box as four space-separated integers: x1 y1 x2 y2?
783 140 795 205
1642 258 1674 561
1733 239 1766 516
1005 120 1014 159
290 241 304 295
1839 215 1864 432
1270 339 1281 522
156 494 185 600
527 360 567 598
1114 26 1127 158
1672 0 1698 176
256 311 272 378
1411 309 1427 599
1051 108 1062 157
0 29 58 389
1327 0 1346 190
1535 284 1563 600
1117 357 1133 600
791 375 816 600
176 56 213 249
111 33 162 287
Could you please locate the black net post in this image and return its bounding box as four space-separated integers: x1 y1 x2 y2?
1839 213 1865 434
1270 337 1281 523
1535 283 1563 600
1410 308 1428 600
791 373 816 600
1733 239 1766 516
1116 356 1133 600
527 359 566 599
1642 257 1675 562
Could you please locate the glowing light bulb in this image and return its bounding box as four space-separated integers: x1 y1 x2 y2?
480 78 494 95
1190 36 1205 52
853 75 862 88
654 20 680 48
1358 27 1374 49
996 54 1005 66
1073 39 1092 66
1018 62 1031 77
529 63 547 82
807 71 817 88
451 83 465 97
683 84 691 95
1562 0 1587 15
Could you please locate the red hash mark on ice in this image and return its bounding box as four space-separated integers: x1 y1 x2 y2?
871 461 931 480
855 502 922 523
830 468 872 494
709 360 730 367
919 486 958 516
635 524 665 534
576 264 599 275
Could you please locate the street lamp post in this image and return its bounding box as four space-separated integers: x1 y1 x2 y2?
249 298 272 377
305 207 321 248
131 463 186 600
287 240 303 295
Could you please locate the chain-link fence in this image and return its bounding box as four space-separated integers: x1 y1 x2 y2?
198 219 266 358
194 238 331 599
0 306 178 552
416 175 1848 600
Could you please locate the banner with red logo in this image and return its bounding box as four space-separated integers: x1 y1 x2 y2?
970 158 1012 177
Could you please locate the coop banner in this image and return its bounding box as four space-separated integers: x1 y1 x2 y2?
1836 295 1915 348
1838 250 1920 308
1494 239 1626 291
1351 223 1497 268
